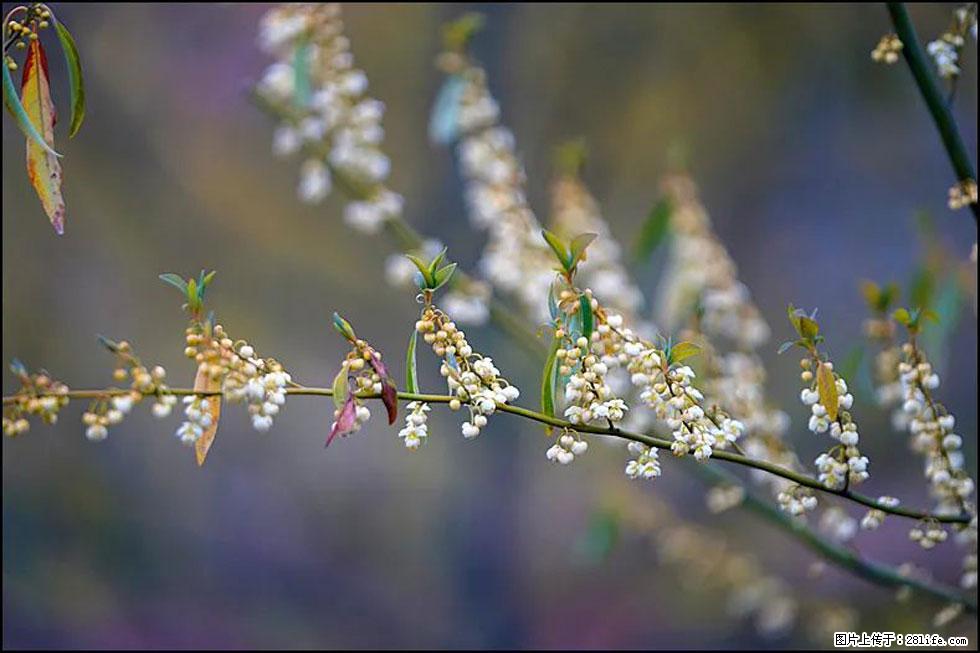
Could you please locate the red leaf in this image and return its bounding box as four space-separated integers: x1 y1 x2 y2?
326 395 357 447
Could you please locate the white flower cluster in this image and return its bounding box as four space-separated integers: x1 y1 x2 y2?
655 175 769 350
399 401 430 450
948 179 978 211
257 3 403 232
624 441 662 479
417 305 519 440
927 36 962 78
550 173 644 319
777 485 818 516
894 344 977 584
896 348 973 515
185 324 292 434
818 506 858 543
436 52 556 322
241 368 291 432
559 325 629 429
546 430 588 465
800 361 869 490
871 33 903 64
860 496 900 531
628 347 744 461
176 396 215 445
3 367 70 437
927 5 976 79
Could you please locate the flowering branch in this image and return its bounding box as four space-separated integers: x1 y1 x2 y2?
3 383 969 527
886 2 979 222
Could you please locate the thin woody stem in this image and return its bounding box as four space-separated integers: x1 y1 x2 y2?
3 385 970 526
887 2 979 223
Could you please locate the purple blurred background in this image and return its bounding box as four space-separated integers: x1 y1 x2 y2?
3 3 977 649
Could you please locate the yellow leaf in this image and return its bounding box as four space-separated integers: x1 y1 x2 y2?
817 362 838 422
21 40 66 235
193 364 222 466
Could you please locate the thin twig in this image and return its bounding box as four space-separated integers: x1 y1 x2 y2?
4 385 970 526
887 2 979 223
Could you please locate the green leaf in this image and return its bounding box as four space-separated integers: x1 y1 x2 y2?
669 341 701 364
579 294 593 340
798 315 820 340
53 17 85 137
568 233 597 270
405 254 434 287
432 263 457 290
3 62 61 158
892 307 912 327
540 335 560 433
428 248 448 278
405 329 419 394
331 365 349 410
186 277 199 311
816 363 838 421
777 340 797 355
293 39 311 108
634 197 672 262
332 312 357 342
542 229 570 269
547 282 560 321
786 304 802 334
96 334 121 353
159 273 188 294
429 74 466 144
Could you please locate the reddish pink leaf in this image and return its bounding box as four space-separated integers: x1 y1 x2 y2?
326 394 357 447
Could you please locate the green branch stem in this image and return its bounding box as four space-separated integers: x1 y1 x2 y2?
4 385 970 527
696 464 977 614
887 2 979 223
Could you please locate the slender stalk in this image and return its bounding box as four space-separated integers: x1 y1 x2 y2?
4 385 970 526
887 2 979 223
697 464 977 614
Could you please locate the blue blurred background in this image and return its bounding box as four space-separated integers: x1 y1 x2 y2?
3 3 977 649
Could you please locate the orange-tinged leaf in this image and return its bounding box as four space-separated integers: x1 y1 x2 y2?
816 362 839 422
193 364 222 466
21 40 65 235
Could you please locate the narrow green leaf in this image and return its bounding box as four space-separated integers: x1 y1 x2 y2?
540 335 560 433
405 329 419 394
293 39 311 108
405 254 434 287
96 334 121 353
332 312 357 342
634 197 672 262
777 340 796 355
542 229 570 269
186 278 199 311
428 248 448 277
568 233 597 269
429 74 466 144
579 295 593 340
547 282 560 321
3 62 61 157
53 18 86 137
892 307 912 327
331 365 349 409
159 273 188 294
432 263 457 290
798 315 820 340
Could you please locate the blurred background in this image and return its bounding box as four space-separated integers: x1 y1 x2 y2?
3 2 977 649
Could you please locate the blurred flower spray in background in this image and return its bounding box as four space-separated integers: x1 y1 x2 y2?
3 2 978 649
